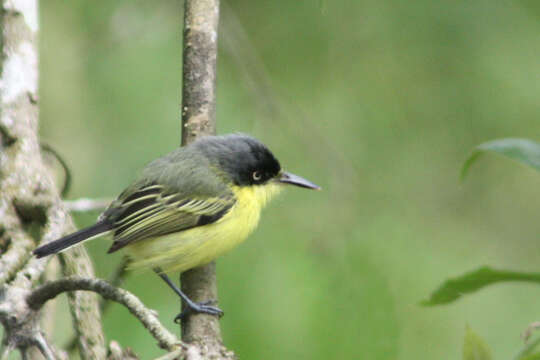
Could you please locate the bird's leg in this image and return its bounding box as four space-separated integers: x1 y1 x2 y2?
153 268 223 322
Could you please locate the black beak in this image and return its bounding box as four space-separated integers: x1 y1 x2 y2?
278 171 321 190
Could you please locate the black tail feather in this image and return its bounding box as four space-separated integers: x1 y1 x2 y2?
34 221 112 258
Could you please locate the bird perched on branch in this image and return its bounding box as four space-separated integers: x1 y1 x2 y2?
34 134 320 320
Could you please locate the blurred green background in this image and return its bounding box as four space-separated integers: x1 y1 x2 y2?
38 0 540 358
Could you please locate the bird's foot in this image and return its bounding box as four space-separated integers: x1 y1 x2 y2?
174 300 224 323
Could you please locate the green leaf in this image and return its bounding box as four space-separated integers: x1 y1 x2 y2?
463 326 492 360
422 266 540 306
461 138 540 180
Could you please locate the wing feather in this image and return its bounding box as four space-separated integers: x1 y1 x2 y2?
106 183 235 253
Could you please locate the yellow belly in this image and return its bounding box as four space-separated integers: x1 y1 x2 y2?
125 183 282 273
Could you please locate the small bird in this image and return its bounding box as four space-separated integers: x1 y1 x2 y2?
34 134 320 320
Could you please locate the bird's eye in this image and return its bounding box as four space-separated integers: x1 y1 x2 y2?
252 171 262 181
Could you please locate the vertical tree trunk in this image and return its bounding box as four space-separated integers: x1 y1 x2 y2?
0 1 106 358
180 1 234 358
180 0 219 146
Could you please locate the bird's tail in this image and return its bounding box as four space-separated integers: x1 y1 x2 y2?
33 221 113 258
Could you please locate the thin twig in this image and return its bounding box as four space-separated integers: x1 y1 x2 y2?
40 143 72 197
63 198 112 213
27 277 181 351
107 341 138 360
152 347 184 360
34 333 56 360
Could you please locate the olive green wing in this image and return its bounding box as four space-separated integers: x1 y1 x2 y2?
105 182 235 253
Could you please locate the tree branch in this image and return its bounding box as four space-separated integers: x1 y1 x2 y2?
0 230 34 286
27 276 181 351
63 198 112 213
180 1 234 358
64 257 130 352
180 0 220 145
59 245 106 359
0 1 105 358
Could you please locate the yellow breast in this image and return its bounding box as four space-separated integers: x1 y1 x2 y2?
125 183 282 273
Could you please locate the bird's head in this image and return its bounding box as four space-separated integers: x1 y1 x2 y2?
194 134 320 195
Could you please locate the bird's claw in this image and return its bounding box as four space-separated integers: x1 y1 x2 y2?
174 300 224 323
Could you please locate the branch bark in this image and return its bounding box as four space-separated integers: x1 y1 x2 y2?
27 277 180 351
180 0 219 146
181 0 216 340
0 0 106 358
180 1 235 358
63 198 112 213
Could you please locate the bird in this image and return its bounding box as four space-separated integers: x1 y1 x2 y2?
33 134 320 321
